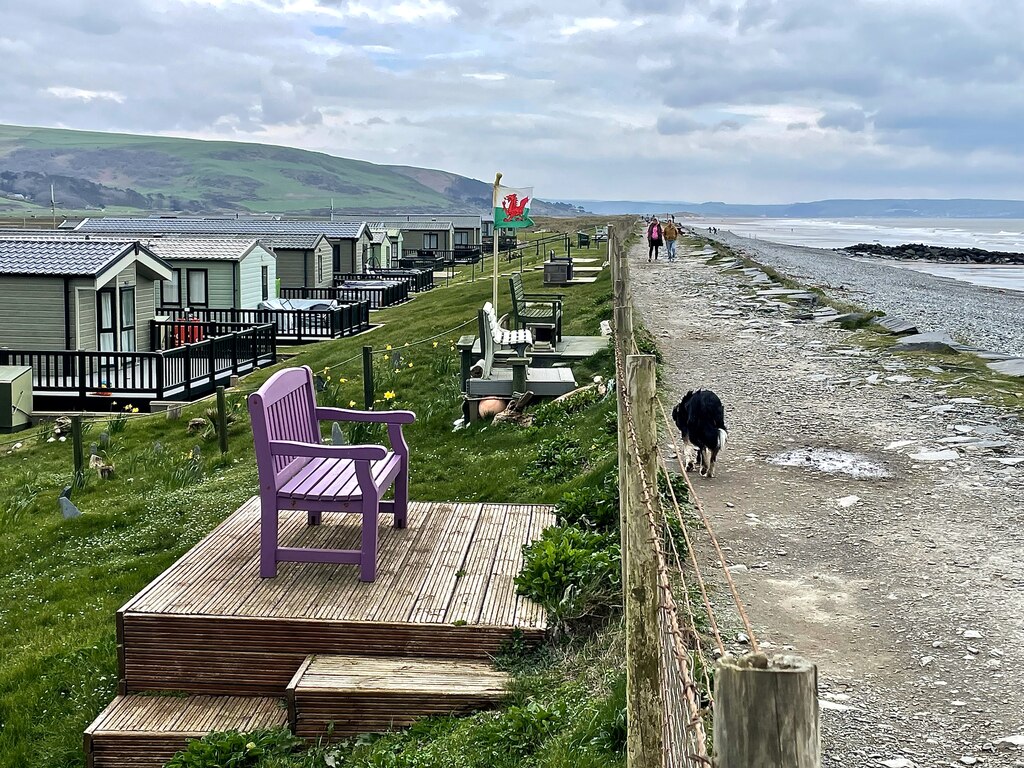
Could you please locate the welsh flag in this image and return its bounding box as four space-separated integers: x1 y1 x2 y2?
494 185 534 229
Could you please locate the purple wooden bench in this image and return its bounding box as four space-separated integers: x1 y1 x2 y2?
248 365 415 582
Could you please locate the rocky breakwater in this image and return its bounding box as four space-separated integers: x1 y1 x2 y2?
843 242 1024 264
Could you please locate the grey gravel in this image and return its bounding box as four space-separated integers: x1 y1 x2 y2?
629 233 1024 767
702 229 1024 358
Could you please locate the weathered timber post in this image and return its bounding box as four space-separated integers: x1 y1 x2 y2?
71 415 84 488
215 386 229 455
623 353 663 766
362 345 374 409
715 653 821 768
614 301 633 558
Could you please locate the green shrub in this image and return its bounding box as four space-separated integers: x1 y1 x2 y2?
164 728 300 768
586 673 627 753
527 437 588 483
555 471 619 533
515 526 621 624
532 386 602 428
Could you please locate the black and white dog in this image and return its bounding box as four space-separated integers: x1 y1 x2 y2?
671 389 728 478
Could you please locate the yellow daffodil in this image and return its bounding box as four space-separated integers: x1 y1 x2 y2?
432 341 439 348
383 390 396 400
131 407 140 414
349 400 357 408
338 378 348 384
408 362 413 368
385 344 392 351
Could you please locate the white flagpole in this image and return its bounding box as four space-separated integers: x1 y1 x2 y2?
492 172 502 313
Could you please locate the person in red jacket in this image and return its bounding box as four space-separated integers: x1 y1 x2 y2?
647 217 663 261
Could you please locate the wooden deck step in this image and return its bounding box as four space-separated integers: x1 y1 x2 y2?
287 654 509 739
84 694 286 768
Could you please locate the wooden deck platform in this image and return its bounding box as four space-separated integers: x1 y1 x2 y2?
118 498 553 696
84 694 285 768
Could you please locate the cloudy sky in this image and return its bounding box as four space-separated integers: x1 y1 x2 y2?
2 0 1023 203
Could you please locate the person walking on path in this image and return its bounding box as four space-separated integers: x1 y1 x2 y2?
647 217 663 261
663 217 679 261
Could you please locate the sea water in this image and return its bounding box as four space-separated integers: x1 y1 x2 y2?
693 216 1024 293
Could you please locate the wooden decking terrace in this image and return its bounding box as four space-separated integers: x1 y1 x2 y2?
117 498 553 696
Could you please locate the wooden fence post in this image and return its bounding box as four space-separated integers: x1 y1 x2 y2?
623 353 664 766
362 345 374 409
71 415 84 488
216 386 229 455
715 653 821 768
615 301 632 557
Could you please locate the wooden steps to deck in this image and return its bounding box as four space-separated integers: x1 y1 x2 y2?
84 694 286 768
286 654 509 739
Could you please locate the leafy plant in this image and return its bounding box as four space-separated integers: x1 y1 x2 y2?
163 447 205 491
107 403 139 435
164 727 301 768
527 436 588 483
2 481 40 524
515 525 621 624
586 673 627 754
556 470 619 533
532 385 603 428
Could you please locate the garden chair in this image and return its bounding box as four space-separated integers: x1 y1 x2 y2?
509 272 563 342
248 365 415 582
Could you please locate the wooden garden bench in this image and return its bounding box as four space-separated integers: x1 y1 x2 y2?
509 272 563 342
248 365 415 582
481 301 532 356
466 307 575 403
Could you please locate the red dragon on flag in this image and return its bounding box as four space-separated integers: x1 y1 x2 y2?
494 184 534 228
501 192 530 221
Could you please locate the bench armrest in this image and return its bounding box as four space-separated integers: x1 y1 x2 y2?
523 292 564 301
316 407 416 425
269 440 387 461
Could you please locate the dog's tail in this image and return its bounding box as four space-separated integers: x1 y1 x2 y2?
717 428 729 451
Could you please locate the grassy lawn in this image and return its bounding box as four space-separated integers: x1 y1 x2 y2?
0 222 632 768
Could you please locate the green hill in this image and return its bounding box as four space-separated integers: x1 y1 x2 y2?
0 124 578 217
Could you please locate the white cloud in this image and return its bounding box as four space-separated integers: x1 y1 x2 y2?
560 17 618 36
45 86 126 103
361 44 397 54
463 72 506 81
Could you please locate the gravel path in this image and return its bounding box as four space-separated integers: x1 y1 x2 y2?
702 229 1024 358
629 235 1024 767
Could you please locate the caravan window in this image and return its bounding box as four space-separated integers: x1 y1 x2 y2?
187 269 208 307
162 269 182 306
120 287 136 352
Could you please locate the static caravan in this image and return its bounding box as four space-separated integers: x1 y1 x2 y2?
0 238 171 353
263 234 331 289
147 238 277 311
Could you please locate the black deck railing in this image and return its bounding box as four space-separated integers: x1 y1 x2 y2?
333 269 434 292
280 283 409 310
154 304 370 344
0 324 277 403
400 247 483 266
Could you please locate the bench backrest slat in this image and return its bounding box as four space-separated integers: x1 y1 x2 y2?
249 366 321 487
477 308 495 379
509 273 525 320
